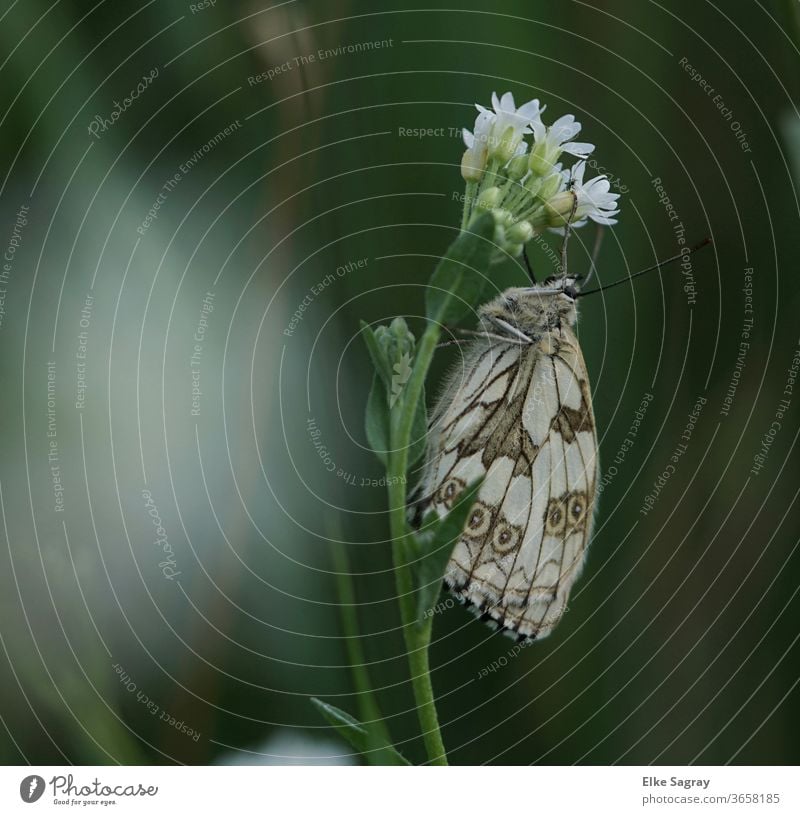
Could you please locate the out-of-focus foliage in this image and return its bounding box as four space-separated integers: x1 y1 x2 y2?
0 0 798 766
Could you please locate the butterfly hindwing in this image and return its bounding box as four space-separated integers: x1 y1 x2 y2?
414 294 598 641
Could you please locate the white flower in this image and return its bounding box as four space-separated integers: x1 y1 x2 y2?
547 161 620 229
571 161 620 225
529 114 594 175
481 91 543 137
462 108 494 150
456 91 622 253
461 93 542 179
477 91 544 162
461 109 493 181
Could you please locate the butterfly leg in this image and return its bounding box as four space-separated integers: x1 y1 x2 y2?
582 224 605 288
444 326 530 345
436 338 472 350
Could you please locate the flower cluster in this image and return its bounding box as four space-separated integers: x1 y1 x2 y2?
459 91 620 257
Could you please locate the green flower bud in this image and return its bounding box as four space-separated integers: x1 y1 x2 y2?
460 147 485 182
538 172 564 202
525 175 543 196
477 186 503 211
507 220 534 244
494 208 515 228
375 317 415 366
489 125 521 163
528 140 556 176
544 191 577 226
506 153 529 181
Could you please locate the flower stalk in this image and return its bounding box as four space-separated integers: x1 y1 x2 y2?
320 89 623 766
386 321 448 764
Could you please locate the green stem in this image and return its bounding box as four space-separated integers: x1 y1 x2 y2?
460 180 476 231
387 323 448 765
472 159 499 217
506 177 531 216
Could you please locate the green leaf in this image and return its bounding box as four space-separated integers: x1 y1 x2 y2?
413 479 483 626
366 380 426 470
425 212 496 325
365 375 390 464
310 698 412 765
360 321 393 388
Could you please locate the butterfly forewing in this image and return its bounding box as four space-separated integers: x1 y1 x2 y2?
414 287 598 640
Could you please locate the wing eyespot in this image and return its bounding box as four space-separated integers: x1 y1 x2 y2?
544 490 590 536
463 501 493 538
544 497 568 536
567 491 588 529
417 319 597 640
491 519 523 554
436 476 466 509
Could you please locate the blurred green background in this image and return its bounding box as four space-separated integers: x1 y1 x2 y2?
0 0 798 765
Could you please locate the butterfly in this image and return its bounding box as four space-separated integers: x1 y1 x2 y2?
411 274 597 641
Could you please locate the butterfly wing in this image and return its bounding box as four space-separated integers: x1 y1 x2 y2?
415 324 597 640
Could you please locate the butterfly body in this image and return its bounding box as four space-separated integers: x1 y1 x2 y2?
415 280 598 640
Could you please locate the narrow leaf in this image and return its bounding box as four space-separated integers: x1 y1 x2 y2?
365 375 389 464
310 698 412 765
360 320 393 388
425 212 496 325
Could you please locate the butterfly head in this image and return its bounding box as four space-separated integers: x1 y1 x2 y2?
539 275 581 301
480 278 579 339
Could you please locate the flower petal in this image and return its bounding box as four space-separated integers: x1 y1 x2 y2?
517 99 541 119
500 91 516 111
562 141 595 158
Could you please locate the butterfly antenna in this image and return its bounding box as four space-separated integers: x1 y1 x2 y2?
582 225 605 288
522 246 536 283
579 237 712 297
